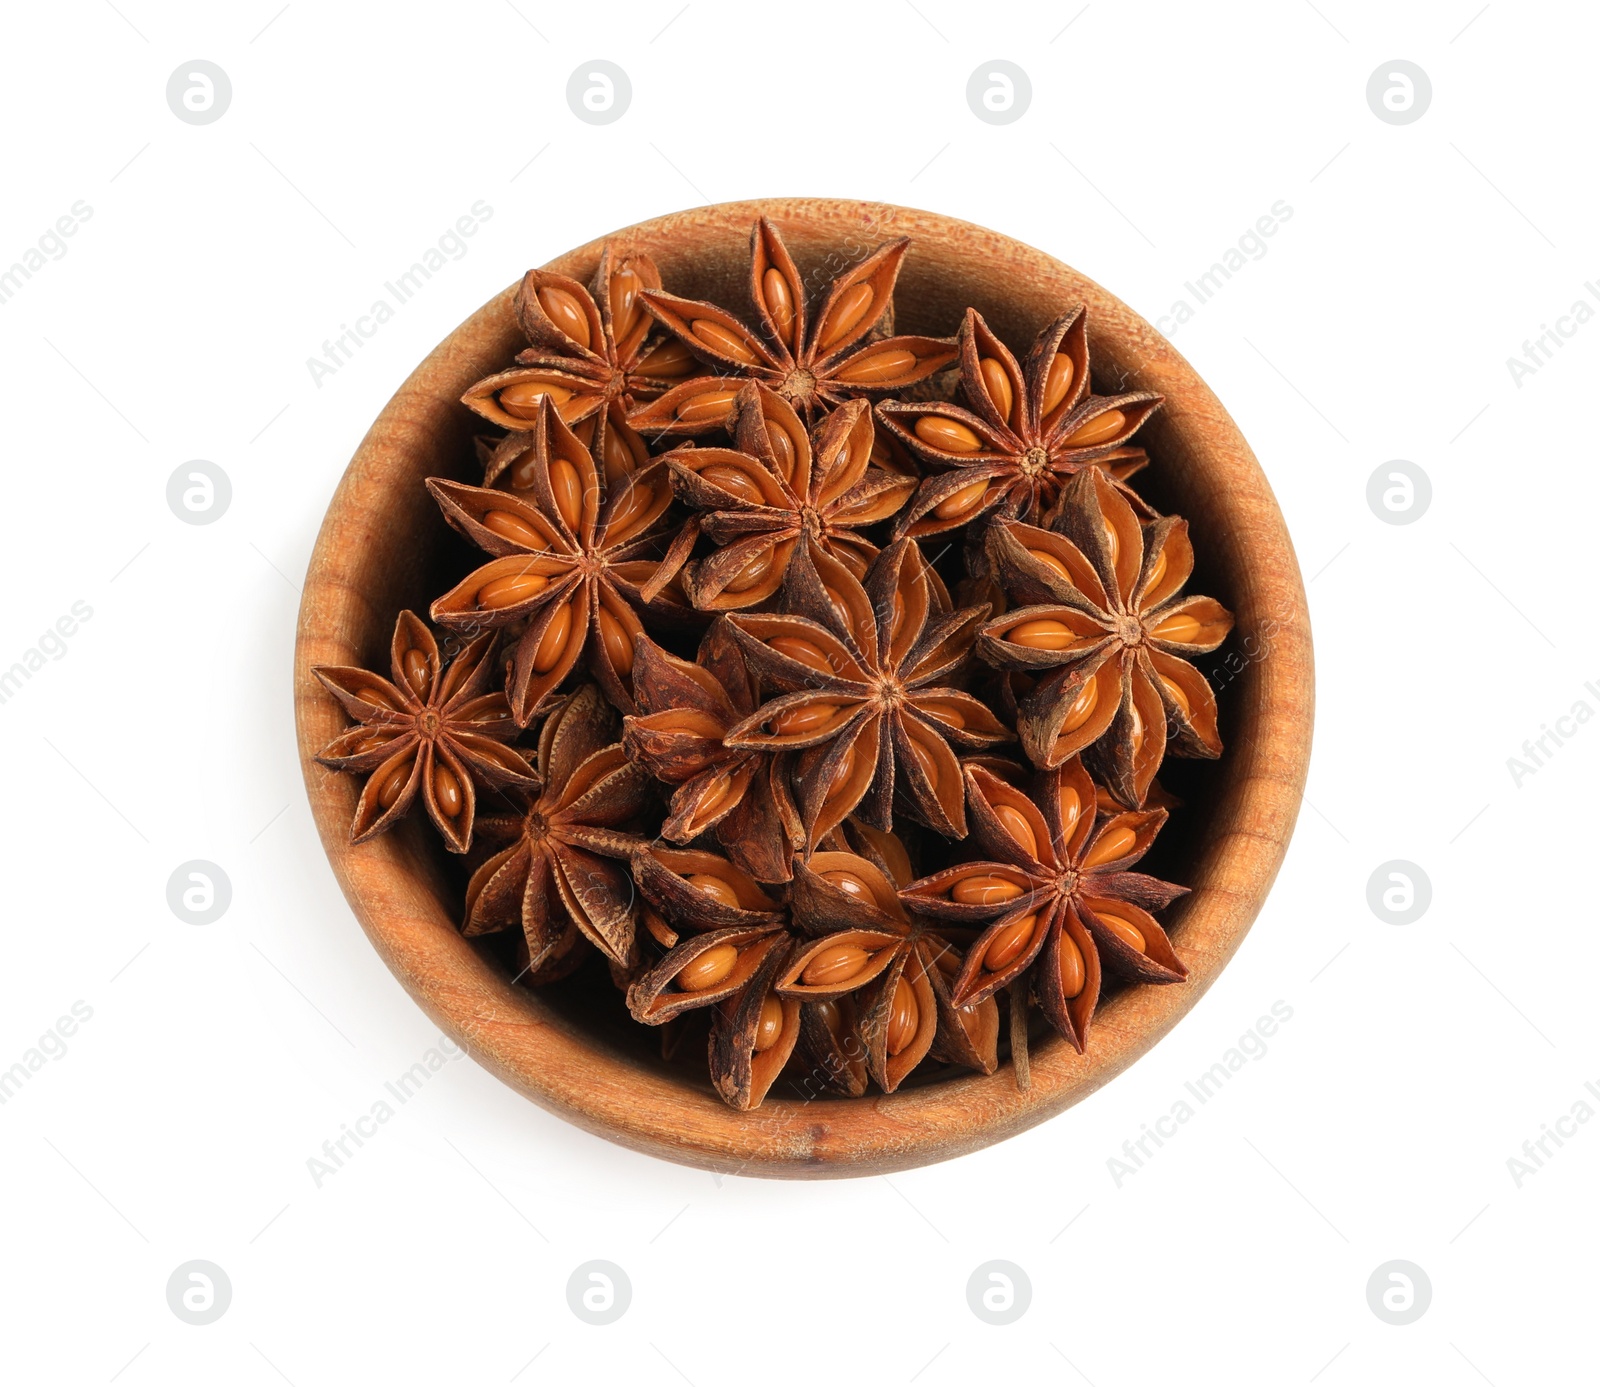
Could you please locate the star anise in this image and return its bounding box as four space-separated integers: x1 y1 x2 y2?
464 684 653 973
663 382 914 609
625 846 799 1109
622 622 802 883
427 395 697 723
723 540 1009 847
900 756 1187 1081
976 467 1233 804
461 243 699 482
776 847 999 1092
312 612 536 853
878 306 1161 538
626 217 958 434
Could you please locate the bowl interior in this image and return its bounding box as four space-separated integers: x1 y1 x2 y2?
294 198 1312 1176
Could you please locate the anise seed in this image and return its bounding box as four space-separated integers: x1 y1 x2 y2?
700 463 766 503
887 976 918 1055
1082 824 1137 868
1060 675 1100 733
1065 409 1125 447
692 319 761 365
549 459 584 531
696 773 737 821
402 648 431 699
1059 932 1086 998
933 477 989 520
434 763 463 817
677 945 739 991
822 743 858 807
952 875 1023 906
655 709 725 739
754 994 785 1051
477 571 549 609
610 269 642 344
1027 548 1075 583
500 381 573 419
531 598 576 672
1041 353 1075 415
770 635 834 675
676 388 741 425
918 700 968 730
636 339 696 377
820 869 874 901
597 606 634 675
1007 618 1081 651
686 873 741 908
762 269 795 347
773 701 844 735
483 509 546 548
979 358 1013 423
538 286 591 349
1144 547 1170 593
817 283 875 350
1095 907 1146 953
376 758 413 809
833 348 915 384
801 943 871 987
725 549 775 593
983 913 1037 971
993 805 1038 858
915 417 983 453
1151 612 1203 643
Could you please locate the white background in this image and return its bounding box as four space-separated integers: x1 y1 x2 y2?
1 1 1593 1382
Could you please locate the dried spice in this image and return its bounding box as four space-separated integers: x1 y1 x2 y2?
625 846 801 1108
627 217 957 434
900 756 1187 1082
878 306 1160 538
428 395 695 723
622 622 802 883
663 383 914 607
462 244 698 484
778 848 998 1092
976 467 1234 804
464 684 653 974
311 215 1241 1108
724 540 1010 845
312 612 537 853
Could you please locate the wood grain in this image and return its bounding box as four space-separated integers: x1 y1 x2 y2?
293 199 1315 1177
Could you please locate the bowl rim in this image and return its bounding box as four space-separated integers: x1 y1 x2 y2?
293 197 1314 1178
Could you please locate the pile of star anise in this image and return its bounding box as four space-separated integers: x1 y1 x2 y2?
312 219 1234 1110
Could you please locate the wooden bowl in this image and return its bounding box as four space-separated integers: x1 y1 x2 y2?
294 198 1313 1177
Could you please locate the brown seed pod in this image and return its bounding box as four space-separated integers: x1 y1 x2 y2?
312 612 538 853
878 304 1160 538
777 851 995 1093
626 217 957 432
626 928 792 1026
622 621 803 883
899 756 1187 1081
724 540 1010 848
461 243 697 471
709 941 804 1110
463 684 653 969
631 845 786 934
975 468 1233 803
428 395 696 723
663 383 914 610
